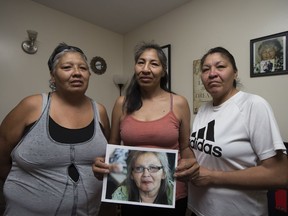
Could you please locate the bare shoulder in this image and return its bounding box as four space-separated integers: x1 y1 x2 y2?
1 93 43 121
7 94 43 121
112 96 125 113
0 94 43 146
19 94 43 110
115 96 125 106
20 94 44 120
96 102 107 112
111 96 125 120
172 94 189 107
172 94 190 121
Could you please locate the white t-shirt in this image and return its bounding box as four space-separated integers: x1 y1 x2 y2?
188 91 285 216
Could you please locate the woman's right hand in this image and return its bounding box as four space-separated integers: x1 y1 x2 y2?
92 157 110 180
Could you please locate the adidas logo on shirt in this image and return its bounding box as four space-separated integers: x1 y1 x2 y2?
190 120 222 157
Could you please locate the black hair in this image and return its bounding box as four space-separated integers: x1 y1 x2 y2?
47 42 87 72
200 47 238 87
124 41 171 114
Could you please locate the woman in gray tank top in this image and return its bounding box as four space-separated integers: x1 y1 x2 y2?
0 43 110 216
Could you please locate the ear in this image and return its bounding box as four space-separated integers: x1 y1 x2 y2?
234 70 238 79
50 76 55 84
161 172 166 179
50 72 55 79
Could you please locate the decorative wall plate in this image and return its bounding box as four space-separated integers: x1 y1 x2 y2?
90 56 107 75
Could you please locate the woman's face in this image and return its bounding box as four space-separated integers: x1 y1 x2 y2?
134 49 164 89
260 46 276 60
201 53 237 106
51 52 90 93
131 153 165 198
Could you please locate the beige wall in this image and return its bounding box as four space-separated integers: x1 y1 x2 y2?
0 0 287 141
124 0 288 141
0 0 124 121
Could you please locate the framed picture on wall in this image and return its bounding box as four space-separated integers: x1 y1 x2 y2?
161 44 171 90
193 59 212 114
250 31 288 77
101 144 177 208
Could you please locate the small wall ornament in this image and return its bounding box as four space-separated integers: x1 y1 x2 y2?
90 56 107 75
22 30 38 54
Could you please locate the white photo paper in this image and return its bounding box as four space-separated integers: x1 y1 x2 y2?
101 144 178 208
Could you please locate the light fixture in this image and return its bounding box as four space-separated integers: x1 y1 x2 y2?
113 74 128 96
22 30 38 54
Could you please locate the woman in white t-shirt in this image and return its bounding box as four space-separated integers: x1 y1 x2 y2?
188 47 288 216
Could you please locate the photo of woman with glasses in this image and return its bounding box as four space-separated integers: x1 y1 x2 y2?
104 146 177 207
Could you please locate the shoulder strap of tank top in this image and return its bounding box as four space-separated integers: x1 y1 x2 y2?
93 100 100 122
170 93 173 111
41 92 52 114
96 103 100 121
41 93 48 112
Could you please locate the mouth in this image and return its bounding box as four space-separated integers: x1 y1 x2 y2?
70 80 83 86
208 81 220 87
139 76 152 82
141 180 153 184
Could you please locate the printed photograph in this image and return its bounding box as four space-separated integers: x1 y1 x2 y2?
101 144 178 208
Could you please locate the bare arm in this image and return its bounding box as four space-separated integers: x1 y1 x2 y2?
173 95 199 181
109 96 125 144
194 151 288 189
0 95 42 181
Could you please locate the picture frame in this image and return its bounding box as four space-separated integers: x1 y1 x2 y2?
161 44 171 90
250 31 288 77
101 144 178 209
193 59 212 114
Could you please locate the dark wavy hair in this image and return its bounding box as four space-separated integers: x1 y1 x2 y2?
124 41 171 114
200 47 238 87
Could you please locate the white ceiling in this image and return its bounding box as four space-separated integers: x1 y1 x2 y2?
31 0 193 34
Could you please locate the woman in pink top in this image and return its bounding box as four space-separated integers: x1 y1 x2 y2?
93 41 199 216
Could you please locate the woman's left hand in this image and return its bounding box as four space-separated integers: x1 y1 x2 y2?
191 166 214 186
174 158 199 182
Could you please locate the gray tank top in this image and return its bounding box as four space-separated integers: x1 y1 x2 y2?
3 93 107 216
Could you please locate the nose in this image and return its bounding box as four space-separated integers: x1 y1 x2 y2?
208 67 218 79
72 66 81 75
142 168 151 176
142 63 151 73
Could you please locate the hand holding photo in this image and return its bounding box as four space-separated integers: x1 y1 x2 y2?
101 144 178 209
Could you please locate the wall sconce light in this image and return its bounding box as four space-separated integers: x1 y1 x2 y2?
22 30 38 54
113 74 128 96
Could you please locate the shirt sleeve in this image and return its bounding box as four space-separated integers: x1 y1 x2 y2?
247 95 285 160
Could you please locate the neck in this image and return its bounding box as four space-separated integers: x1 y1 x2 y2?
139 188 160 203
141 88 166 100
52 91 87 106
213 88 238 106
